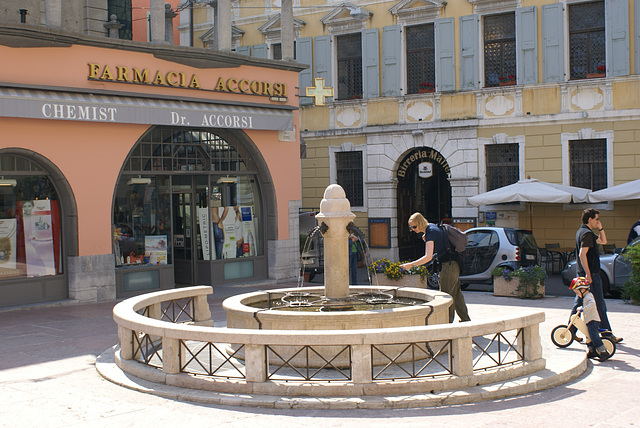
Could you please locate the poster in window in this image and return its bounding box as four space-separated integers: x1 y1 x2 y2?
197 207 210 260
145 235 168 265
221 206 255 258
0 219 18 277
23 200 56 277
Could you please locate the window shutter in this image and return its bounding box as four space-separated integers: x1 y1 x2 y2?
459 14 479 91
236 46 250 56
606 0 629 77
296 37 313 106
516 6 537 85
314 35 332 88
435 18 455 92
541 3 564 83
251 44 268 58
363 28 380 99
382 25 401 97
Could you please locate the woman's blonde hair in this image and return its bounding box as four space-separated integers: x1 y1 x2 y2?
408 212 428 230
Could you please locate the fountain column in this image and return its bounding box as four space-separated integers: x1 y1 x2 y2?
315 184 355 300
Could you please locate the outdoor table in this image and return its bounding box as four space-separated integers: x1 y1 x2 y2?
546 247 575 271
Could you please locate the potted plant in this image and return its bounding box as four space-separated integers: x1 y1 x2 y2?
368 258 429 288
621 243 640 305
418 82 435 93
498 74 516 86
491 265 546 298
587 65 606 79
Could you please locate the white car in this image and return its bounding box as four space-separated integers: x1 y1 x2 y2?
459 227 540 287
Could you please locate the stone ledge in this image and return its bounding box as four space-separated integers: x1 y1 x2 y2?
96 345 586 409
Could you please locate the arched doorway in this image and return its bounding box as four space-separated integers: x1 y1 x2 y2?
397 148 452 261
112 126 276 295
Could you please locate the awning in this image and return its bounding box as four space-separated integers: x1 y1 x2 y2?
0 86 294 131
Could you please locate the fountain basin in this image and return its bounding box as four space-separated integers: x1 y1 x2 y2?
223 286 452 330
223 286 452 367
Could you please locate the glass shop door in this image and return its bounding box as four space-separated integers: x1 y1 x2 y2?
172 190 194 285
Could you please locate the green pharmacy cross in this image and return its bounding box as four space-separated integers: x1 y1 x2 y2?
306 78 334 106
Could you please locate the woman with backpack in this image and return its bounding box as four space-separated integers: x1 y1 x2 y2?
400 212 471 323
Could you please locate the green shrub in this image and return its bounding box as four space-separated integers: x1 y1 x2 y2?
492 265 546 299
621 243 640 304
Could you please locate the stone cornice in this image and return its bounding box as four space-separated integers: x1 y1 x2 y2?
0 24 305 72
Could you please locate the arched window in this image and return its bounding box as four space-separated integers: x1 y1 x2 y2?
113 127 263 282
0 154 63 279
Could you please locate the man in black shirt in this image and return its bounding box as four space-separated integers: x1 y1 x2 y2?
571 209 622 343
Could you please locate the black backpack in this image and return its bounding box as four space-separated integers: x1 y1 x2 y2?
438 222 467 254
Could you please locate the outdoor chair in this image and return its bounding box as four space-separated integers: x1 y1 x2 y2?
545 243 562 274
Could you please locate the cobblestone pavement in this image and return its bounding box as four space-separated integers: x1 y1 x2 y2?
1 278 639 427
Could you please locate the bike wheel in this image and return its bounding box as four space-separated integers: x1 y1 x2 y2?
551 325 574 348
601 337 616 358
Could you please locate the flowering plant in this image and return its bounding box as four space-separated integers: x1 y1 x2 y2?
498 74 516 83
491 265 546 298
368 258 429 280
597 65 606 74
419 82 435 88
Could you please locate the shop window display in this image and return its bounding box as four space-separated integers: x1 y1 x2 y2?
113 126 263 273
0 171 62 279
113 176 171 266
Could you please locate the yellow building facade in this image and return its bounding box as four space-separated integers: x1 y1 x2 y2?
185 0 640 263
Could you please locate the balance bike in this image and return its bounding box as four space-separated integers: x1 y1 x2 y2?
551 308 616 357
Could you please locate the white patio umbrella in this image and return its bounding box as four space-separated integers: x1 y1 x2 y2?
587 178 640 203
467 178 590 206
467 178 591 229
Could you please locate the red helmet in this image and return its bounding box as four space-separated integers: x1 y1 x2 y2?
569 277 589 290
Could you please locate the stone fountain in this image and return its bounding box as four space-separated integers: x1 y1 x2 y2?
223 184 452 337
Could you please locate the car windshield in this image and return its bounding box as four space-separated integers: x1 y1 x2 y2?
504 229 538 250
466 230 498 247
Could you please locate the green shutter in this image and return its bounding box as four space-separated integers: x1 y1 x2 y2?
541 3 564 83
435 18 456 92
236 46 250 56
382 25 401 96
363 28 380 99
296 37 313 106
459 14 479 91
606 0 629 77
251 44 268 58
516 6 537 85
314 35 332 88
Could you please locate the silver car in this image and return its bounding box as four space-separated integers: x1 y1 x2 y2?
460 227 540 287
561 237 639 297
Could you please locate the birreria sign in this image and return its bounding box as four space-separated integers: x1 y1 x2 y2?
87 63 289 98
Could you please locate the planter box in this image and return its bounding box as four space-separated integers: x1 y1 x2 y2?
418 88 435 93
586 73 605 79
498 81 516 86
493 276 544 298
371 274 427 288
